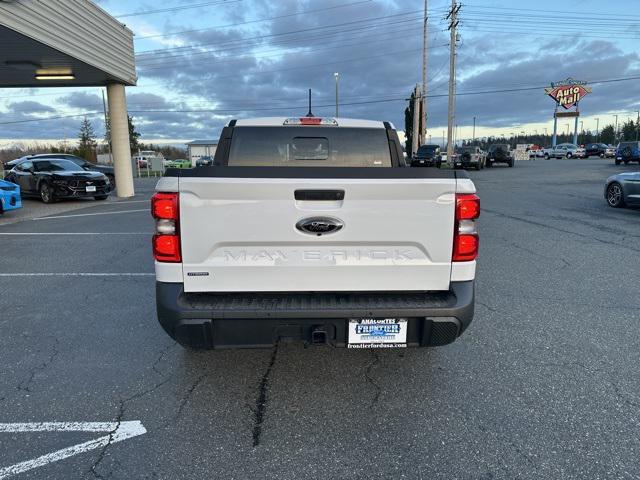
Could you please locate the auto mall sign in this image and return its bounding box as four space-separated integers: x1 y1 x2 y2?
545 78 592 109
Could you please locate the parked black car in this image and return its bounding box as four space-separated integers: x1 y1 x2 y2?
486 144 514 167
5 154 115 189
584 143 611 158
5 158 111 203
411 144 442 168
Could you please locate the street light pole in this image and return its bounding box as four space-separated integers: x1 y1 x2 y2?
614 114 618 142
636 110 639 141
596 117 600 142
334 72 339 118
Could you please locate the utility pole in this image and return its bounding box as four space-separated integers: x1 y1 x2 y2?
446 0 460 163
421 0 428 145
412 84 421 157
636 110 639 141
101 89 113 165
614 114 618 143
334 72 340 117
472 116 476 144
596 117 600 142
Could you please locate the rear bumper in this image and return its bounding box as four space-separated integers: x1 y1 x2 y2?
155 281 475 349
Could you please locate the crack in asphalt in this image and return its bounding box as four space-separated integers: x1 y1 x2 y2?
252 343 279 447
498 236 572 269
17 337 59 393
89 402 124 479
484 208 640 254
477 300 499 313
364 351 381 407
536 360 640 410
151 342 177 377
174 374 207 421
88 373 175 478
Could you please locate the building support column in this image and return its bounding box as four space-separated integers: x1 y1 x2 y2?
107 83 134 198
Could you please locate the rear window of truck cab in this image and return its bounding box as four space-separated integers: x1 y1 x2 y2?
227 127 392 167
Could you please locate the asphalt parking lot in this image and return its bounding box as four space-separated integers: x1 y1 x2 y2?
1 158 639 480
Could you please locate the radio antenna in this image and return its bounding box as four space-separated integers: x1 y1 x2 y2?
306 89 314 117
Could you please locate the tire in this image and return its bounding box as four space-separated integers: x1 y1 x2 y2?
566 152 573 158
624 160 629 165
107 174 116 191
606 183 625 208
436 162 441 169
544 154 550 160
615 159 621 165
486 160 492 168
508 158 514 168
599 153 605 158
94 195 109 201
39 182 54 204
475 162 481 171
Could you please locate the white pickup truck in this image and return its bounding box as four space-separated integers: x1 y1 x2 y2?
152 117 479 349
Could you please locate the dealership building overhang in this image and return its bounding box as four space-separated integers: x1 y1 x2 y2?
0 0 137 197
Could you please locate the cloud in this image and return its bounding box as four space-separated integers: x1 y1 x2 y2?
8 101 55 114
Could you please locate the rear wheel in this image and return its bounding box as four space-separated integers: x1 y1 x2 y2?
566 152 573 158
606 183 625 208
508 158 515 168
107 174 116 191
475 162 481 171
544 154 550 160
599 153 605 158
615 159 621 165
486 160 492 168
39 182 54 204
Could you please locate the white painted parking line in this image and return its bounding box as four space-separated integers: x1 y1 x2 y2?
0 233 148 236
32 209 148 220
0 421 147 479
0 273 154 277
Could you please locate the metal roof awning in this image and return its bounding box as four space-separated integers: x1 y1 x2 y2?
0 0 136 88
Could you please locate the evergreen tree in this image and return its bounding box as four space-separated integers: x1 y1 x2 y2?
599 125 615 145
77 117 97 161
104 115 141 152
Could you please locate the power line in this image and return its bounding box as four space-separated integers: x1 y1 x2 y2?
4 75 640 126
114 0 241 19
135 10 426 56
134 0 374 40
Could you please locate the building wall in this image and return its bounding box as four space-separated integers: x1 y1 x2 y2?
0 0 136 85
188 145 218 166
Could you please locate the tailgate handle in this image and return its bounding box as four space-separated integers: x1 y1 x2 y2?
295 189 345 201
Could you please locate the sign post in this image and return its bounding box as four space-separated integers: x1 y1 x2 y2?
545 78 592 147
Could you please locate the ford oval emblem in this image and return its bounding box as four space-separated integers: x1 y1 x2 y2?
296 217 344 236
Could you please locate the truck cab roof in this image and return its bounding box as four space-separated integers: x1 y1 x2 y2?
233 117 388 129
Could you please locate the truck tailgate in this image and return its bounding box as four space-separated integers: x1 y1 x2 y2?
177 167 457 293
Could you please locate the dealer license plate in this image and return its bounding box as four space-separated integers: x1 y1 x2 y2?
348 318 407 349
86 186 97 192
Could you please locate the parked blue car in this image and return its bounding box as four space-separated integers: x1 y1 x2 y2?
615 141 640 165
0 179 22 214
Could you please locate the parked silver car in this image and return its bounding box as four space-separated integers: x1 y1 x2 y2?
544 144 585 159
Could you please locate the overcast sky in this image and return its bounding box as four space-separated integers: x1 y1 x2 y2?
1 0 639 146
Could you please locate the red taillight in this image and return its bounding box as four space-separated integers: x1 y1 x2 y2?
151 192 179 220
453 234 479 262
151 192 180 262
153 235 181 263
453 193 480 262
455 193 480 220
